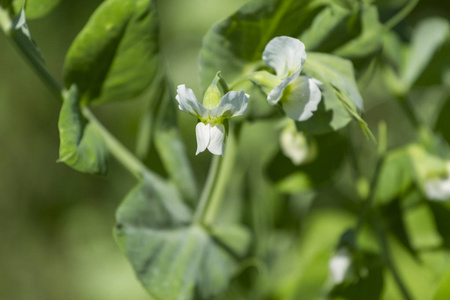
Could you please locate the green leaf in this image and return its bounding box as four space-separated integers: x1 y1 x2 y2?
297 53 371 135
64 0 161 104
200 0 324 90
58 85 108 175
115 174 250 300
402 17 450 90
13 0 61 18
428 201 450 248
332 3 382 59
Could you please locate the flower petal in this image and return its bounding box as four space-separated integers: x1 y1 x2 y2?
207 123 225 156
195 122 210 155
282 76 322 122
267 70 300 105
263 36 306 78
209 90 250 119
329 248 352 285
176 84 207 118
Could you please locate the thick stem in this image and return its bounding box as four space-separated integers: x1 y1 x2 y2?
193 155 222 224
203 127 238 225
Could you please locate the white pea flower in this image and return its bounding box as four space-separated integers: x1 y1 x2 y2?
425 162 450 201
255 36 322 122
329 247 353 285
176 75 249 156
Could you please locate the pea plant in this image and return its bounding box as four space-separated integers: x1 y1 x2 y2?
1 0 450 299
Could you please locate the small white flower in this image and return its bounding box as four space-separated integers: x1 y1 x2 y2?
261 36 322 122
329 248 353 285
175 83 249 156
425 162 450 201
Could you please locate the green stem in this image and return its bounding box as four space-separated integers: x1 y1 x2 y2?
355 156 384 233
82 107 154 180
384 0 420 30
1 14 154 181
373 214 414 300
193 155 222 224
203 127 238 225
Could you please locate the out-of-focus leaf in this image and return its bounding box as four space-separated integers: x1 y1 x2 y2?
114 174 250 300
435 268 450 300
401 17 450 90
13 0 61 19
64 0 161 104
380 198 416 258
153 81 199 204
428 201 450 248
58 85 108 175
375 144 447 205
0 0 12 9
329 252 384 300
267 131 347 192
333 3 382 59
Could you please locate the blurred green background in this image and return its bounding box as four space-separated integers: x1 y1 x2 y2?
1 0 450 299
0 0 244 299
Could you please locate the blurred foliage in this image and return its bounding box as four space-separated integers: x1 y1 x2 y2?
1 0 450 299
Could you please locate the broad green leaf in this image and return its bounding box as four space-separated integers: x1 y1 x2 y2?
115 174 250 300
402 17 450 90
297 53 371 135
200 0 325 90
64 0 161 104
435 268 450 299
58 85 108 175
13 0 61 19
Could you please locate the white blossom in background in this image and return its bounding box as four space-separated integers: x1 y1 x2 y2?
425 162 450 201
329 248 353 285
176 79 249 156
280 122 312 165
259 36 323 122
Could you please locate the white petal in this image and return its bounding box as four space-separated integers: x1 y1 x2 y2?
282 76 322 121
207 124 225 156
195 122 210 155
176 84 207 118
263 36 306 78
329 248 352 285
267 70 300 105
209 90 249 119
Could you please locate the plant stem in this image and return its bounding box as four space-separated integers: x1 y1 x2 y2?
1 15 154 181
373 214 414 300
193 155 222 224
204 127 238 225
355 155 385 233
82 107 154 180
384 0 420 30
